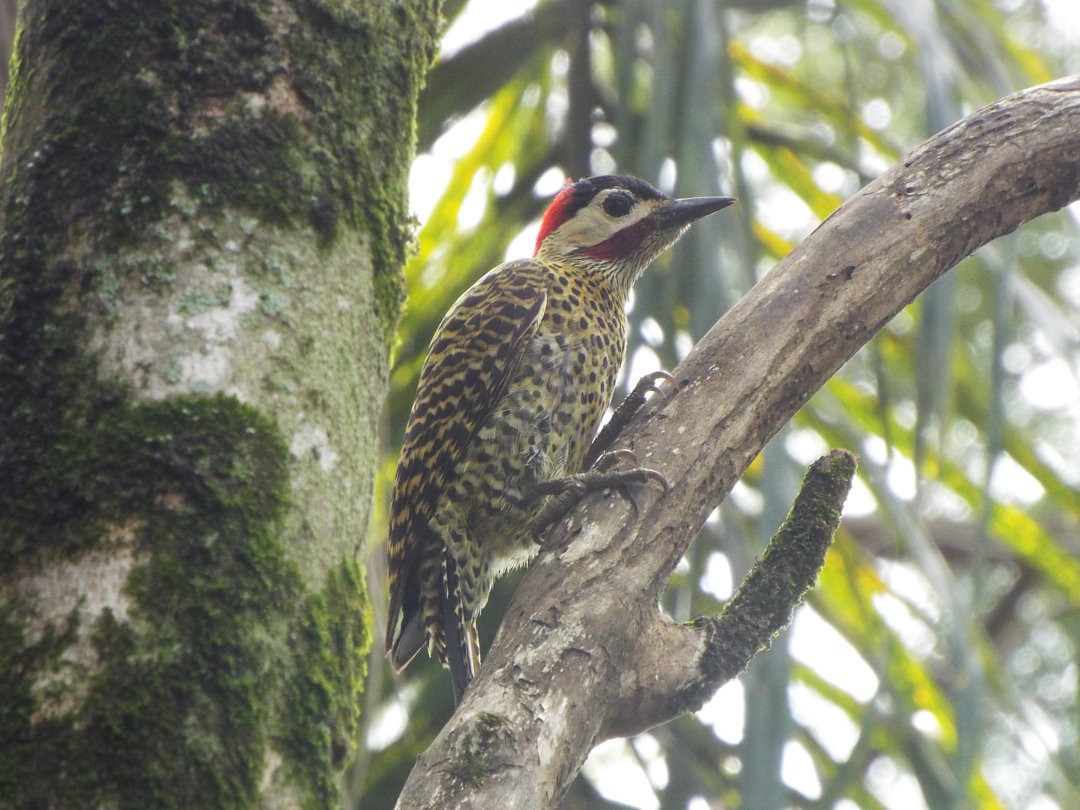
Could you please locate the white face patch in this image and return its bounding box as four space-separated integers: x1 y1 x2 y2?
544 190 664 254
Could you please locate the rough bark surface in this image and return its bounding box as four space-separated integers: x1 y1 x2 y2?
0 1 439 807
394 77 1080 809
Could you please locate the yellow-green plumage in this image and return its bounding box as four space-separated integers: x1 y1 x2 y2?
385 175 733 702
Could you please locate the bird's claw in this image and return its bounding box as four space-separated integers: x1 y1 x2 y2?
592 449 669 492
634 369 679 401
583 370 680 470
617 464 670 494
593 448 638 471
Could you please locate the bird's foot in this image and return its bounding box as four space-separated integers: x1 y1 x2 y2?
583 370 679 468
528 455 669 541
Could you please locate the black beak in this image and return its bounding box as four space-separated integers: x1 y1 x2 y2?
650 195 736 229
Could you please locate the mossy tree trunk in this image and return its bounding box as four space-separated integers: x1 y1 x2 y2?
0 2 440 807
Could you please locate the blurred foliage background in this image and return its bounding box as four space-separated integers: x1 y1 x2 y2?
356 1 1080 806
355 0 1080 807
6 0 1076 807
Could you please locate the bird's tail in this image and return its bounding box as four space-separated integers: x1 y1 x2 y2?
442 556 477 705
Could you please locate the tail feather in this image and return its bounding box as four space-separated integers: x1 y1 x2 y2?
387 610 426 672
388 541 477 704
442 556 476 705
387 524 445 672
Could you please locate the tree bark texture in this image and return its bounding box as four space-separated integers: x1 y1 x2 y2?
394 77 1080 809
0 1 439 807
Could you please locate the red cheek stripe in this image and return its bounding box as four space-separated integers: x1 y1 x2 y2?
582 219 655 260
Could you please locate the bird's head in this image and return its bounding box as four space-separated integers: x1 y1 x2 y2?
533 175 735 287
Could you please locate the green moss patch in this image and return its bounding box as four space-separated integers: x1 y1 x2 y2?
1 396 295 808
281 558 370 808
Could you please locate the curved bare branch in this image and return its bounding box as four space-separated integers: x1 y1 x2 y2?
394 77 1080 810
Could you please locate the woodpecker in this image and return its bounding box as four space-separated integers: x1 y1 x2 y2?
386 175 734 702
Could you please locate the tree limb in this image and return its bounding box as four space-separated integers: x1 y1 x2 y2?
394 77 1080 809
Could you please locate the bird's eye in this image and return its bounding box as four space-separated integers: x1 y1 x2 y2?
602 194 634 218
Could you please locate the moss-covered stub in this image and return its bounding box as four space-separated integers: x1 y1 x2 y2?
670 451 856 718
